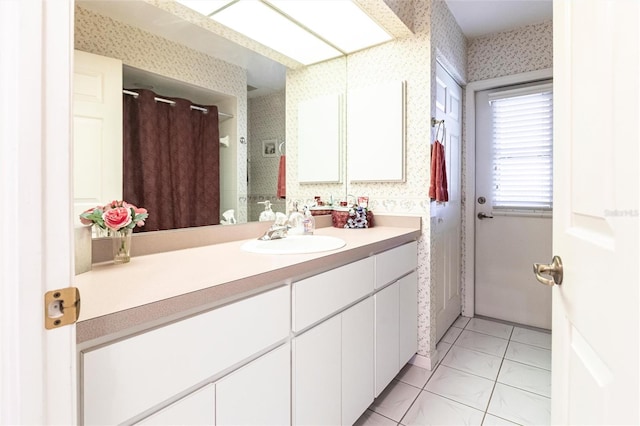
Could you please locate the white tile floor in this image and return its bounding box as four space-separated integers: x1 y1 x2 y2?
356 316 552 426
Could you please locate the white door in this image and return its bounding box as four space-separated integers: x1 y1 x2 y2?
549 0 639 424
0 1 76 424
73 49 123 225
433 61 463 341
475 83 553 329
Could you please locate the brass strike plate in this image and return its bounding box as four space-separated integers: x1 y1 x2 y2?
44 287 81 330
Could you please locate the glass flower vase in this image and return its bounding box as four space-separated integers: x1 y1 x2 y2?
111 228 132 264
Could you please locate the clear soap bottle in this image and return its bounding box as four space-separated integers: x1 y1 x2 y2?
303 206 315 235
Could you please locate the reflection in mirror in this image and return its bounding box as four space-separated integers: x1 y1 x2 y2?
73 0 288 229
285 56 348 209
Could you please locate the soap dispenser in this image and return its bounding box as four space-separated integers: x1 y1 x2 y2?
258 200 276 222
303 206 315 235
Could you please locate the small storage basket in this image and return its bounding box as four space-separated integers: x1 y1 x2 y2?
331 208 374 229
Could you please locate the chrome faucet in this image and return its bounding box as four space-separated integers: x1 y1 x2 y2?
258 225 289 241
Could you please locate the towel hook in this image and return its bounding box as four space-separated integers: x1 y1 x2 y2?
434 121 446 143
278 141 285 155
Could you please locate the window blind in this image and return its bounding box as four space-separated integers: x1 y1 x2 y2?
490 84 553 211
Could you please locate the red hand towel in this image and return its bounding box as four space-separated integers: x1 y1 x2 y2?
429 141 449 202
429 142 439 199
277 155 286 199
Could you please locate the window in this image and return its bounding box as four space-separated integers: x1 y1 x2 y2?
489 83 553 211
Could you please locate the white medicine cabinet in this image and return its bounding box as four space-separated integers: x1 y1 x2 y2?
347 80 406 182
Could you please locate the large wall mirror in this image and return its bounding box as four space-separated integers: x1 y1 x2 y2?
73 0 327 230
73 0 408 235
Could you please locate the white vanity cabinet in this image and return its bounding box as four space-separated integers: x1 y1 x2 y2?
374 243 418 396
136 344 290 426
293 298 374 426
292 257 375 426
79 238 419 426
81 286 289 425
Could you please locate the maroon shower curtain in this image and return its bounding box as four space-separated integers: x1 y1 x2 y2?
123 89 220 231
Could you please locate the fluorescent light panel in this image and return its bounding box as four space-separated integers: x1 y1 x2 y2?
210 1 342 65
267 0 391 53
176 0 235 16
176 0 393 65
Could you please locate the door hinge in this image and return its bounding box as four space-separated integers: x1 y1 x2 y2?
44 287 81 330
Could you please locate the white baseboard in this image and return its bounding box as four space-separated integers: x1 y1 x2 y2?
408 352 439 371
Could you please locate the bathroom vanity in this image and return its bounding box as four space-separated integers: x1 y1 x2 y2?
75 218 421 425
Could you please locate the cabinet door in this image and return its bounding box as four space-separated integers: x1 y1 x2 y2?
374 283 400 396
216 344 290 426
399 272 418 365
137 384 215 425
293 315 341 426
342 298 374 426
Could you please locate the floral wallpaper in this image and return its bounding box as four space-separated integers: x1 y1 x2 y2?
381 0 415 32
74 5 249 222
248 91 287 221
431 0 468 85
468 20 553 82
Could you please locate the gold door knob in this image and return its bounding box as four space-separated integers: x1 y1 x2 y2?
533 256 563 286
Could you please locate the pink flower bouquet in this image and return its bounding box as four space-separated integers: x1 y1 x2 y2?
80 200 149 232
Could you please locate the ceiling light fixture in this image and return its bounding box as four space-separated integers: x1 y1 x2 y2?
175 0 393 66
266 0 391 54
210 1 343 65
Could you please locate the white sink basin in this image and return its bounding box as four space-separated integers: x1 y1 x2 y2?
241 235 346 255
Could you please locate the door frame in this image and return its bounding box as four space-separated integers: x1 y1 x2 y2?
0 1 76 424
462 68 553 318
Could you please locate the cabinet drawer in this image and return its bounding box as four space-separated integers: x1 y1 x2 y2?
293 257 374 332
82 286 289 425
375 242 417 289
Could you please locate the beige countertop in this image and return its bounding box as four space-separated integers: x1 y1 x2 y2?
75 219 421 345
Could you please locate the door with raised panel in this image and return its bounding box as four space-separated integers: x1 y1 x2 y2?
73 49 123 225
551 1 639 423
433 61 463 342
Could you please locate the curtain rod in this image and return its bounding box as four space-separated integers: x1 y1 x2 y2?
123 89 233 120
